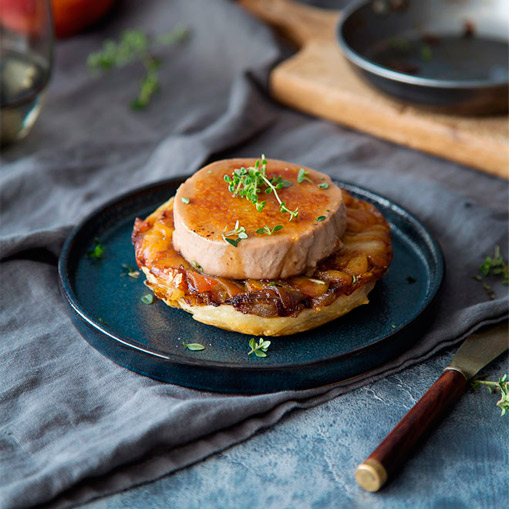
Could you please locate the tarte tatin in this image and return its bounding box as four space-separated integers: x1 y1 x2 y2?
132 157 392 336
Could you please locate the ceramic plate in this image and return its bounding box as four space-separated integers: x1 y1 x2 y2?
58 178 444 394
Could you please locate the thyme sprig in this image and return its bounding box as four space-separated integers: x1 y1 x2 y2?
222 220 248 247
479 245 508 283
248 338 271 358
472 374 509 416
87 25 189 110
224 155 298 221
256 225 283 236
473 245 508 299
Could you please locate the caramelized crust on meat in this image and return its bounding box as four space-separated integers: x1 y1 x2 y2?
132 191 393 319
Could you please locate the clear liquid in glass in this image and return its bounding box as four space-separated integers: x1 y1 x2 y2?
0 49 49 145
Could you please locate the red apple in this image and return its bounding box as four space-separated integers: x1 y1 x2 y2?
51 0 115 38
0 0 46 36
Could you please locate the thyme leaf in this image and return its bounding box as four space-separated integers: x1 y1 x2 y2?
141 293 154 304
297 168 312 184
121 263 140 278
222 220 248 247
183 342 206 351
256 225 283 235
190 260 203 271
88 237 105 260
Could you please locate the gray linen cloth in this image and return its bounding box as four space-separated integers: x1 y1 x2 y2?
0 1 507 507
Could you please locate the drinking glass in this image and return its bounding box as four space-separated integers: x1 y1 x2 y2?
0 0 53 146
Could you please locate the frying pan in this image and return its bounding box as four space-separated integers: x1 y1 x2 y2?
241 0 509 115
337 0 509 114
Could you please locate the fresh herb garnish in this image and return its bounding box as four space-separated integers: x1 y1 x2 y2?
98 317 107 325
141 293 154 304
222 220 248 247
473 245 508 299
248 338 271 358
316 216 326 222
87 25 189 110
224 155 298 221
181 197 190 204
352 274 357 284
267 282 282 287
472 374 509 416
391 324 397 329
297 168 312 184
183 342 206 351
256 225 283 236
420 44 432 61
479 246 508 282
318 183 329 189
483 284 496 300
190 260 203 271
121 263 140 278
88 237 105 260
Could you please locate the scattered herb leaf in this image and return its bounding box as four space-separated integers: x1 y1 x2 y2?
87 25 189 110
222 220 248 247
141 293 154 304
420 44 432 61
181 197 190 204
224 155 298 221
224 237 240 248
472 374 509 416
256 224 283 236
88 237 105 260
391 324 397 329
121 263 140 278
387 36 411 52
183 342 206 351
267 282 282 287
248 337 271 358
190 260 203 271
316 216 326 222
98 317 107 325
318 183 329 189
297 168 312 184
483 283 496 300
352 274 357 284
473 245 508 299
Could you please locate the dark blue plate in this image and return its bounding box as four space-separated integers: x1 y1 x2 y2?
58 178 444 394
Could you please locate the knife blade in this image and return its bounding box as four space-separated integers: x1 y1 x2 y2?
355 321 508 493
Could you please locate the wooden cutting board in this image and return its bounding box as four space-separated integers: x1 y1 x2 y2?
240 0 509 179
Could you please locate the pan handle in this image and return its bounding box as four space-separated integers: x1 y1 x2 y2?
238 0 340 47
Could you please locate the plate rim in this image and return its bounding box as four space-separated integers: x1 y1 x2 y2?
58 177 445 373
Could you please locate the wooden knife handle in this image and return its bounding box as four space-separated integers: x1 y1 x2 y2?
239 0 339 47
355 369 468 492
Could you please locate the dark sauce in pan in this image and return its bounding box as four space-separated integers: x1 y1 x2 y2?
366 35 508 81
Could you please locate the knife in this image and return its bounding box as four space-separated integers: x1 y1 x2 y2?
355 322 508 492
